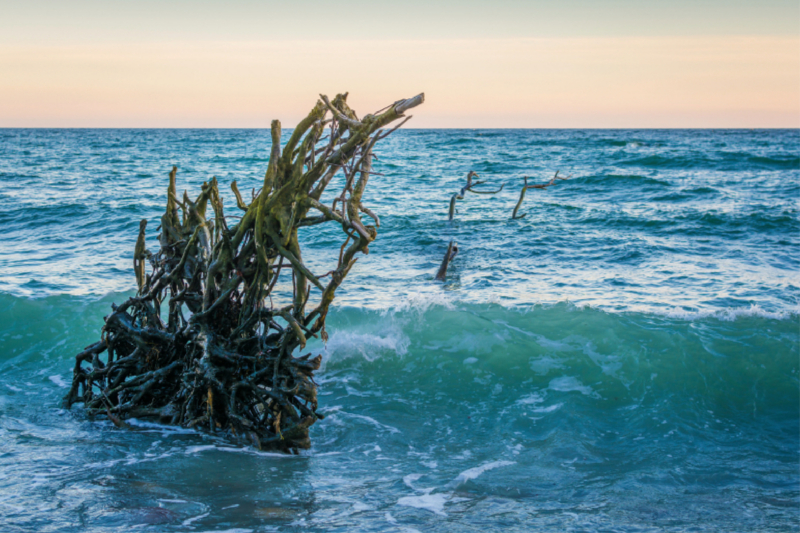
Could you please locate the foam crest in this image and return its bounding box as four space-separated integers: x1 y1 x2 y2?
389 292 457 314
396 460 516 517
194 530 253 533
660 303 800 321
331 411 401 434
396 493 448 516
322 328 409 363
184 445 290 458
448 460 516 488
548 376 601 399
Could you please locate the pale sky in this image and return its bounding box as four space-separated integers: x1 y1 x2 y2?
1 0 798 127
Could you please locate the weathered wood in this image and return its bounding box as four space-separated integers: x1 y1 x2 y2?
511 171 567 219
435 240 459 281
448 171 504 221
133 219 148 292
63 92 424 452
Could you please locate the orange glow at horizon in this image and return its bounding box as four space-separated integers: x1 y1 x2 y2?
0 36 797 128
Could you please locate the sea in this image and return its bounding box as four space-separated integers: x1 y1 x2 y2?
0 128 798 532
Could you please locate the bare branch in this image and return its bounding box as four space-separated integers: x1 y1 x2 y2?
448 171 504 220
512 172 569 219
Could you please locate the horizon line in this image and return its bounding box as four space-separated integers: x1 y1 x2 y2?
2 126 798 130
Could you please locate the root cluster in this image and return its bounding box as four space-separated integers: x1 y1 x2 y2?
63 92 424 451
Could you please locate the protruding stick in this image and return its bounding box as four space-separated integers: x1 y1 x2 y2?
448 171 504 221
435 241 459 281
133 219 147 291
448 194 459 221
512 177 529 219
230 181 249 211
320 94 362 129
511 172 568 219
395 93 425 114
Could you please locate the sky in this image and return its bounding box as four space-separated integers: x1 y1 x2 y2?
0 0 798 127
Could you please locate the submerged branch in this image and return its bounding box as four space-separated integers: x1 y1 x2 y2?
435 241 459 281
448 171 504 221
511 171 568 219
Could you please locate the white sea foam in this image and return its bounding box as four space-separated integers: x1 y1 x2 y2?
529 355 566 375
449 460 516 488
182 512 209 526
660 303 800 322
352 501 372 512
582 342 623 378
403 473 423 489
339 412 400 434
516 392 546 405
531 403 562 413
48 375 68 388
533 334 574 352
323 329 409 362
184 445 289 458
126 419 199 435
310 451 343 457
396 493 448 516
312 293 461 365
194 530 252 533
0 500 25 513
85 450 176 470
452 450 472 460
391 292 456 314
548 376 601 399
363 444 382 455
487 297 800 323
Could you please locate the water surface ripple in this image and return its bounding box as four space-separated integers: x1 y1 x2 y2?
0 129 797 532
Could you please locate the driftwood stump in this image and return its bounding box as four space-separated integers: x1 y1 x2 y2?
63 92 424 452
435 241 459 281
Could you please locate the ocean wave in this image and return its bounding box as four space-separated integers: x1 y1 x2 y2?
575 206 799 235
616 152 800 171
650 186 721 202
3 129 796 317
572 174 670 188
680 209 799 233
0 278 796 532
659 303 800 321
302 302 799 421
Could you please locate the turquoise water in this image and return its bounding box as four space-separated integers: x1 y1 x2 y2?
0 129 798 531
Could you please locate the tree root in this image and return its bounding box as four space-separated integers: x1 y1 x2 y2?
63 92 424 452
